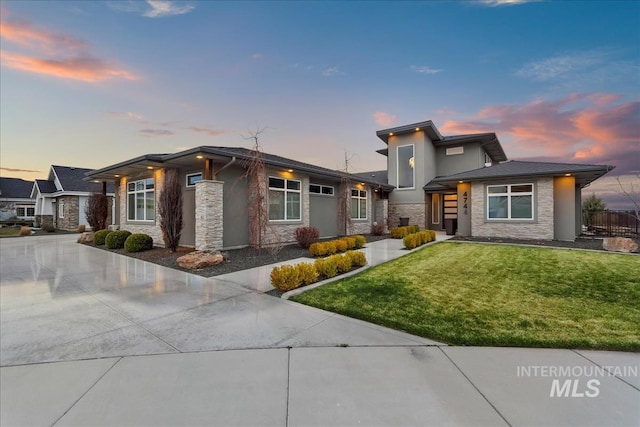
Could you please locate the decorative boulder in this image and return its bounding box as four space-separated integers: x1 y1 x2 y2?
603 237 639 253
177 251 224 269
77 232 95 244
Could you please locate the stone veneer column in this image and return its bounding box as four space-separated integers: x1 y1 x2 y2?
195 180 224 251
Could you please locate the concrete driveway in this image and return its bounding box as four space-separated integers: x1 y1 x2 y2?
1 234 638 426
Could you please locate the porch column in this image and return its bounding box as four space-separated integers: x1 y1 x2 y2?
195 180 223 251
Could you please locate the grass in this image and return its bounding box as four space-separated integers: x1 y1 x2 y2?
0 227 21 237
292 242 640 351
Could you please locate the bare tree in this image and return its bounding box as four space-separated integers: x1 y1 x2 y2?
616 175 640 220
242 128 268 250
85 193 109 231
158 169 183 252
337 151 353 236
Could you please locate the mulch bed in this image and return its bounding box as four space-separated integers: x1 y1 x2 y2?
451 235 639 252
83 234 389 278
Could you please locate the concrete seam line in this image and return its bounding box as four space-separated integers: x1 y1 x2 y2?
285 348 291 427
50 357 123 426
572 349 640 392
438 347 513 427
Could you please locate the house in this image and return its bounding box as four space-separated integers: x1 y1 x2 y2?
85 120 613 249
0 177 36 222
373 120 613 241
31 165 115 230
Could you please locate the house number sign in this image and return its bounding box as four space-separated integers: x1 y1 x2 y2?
463 191 468 215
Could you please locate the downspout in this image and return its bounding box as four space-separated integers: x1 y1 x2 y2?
213 156 236 180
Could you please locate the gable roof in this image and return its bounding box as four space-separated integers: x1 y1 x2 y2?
0 177 34 199
51 165 114 193
86 146 396 190
34 179 58 194
430 160 614 188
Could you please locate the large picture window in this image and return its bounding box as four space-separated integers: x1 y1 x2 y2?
351 189 367 220
397 144 415 189
269 177 301 221
487 184 533 220
127 178 155 221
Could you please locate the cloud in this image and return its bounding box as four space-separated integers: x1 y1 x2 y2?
187 126 225 137
322 66 343 77
109 111 145 121
251 53 263 60
0 12 136 82
441 93 640 175
516 51 603 81
410 65 443 75
138 129 175 136
373 112 398 127
0 167 41 173
108 1 195 18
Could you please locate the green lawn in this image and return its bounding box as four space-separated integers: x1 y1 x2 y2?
0 227 21 237
292 242 640 351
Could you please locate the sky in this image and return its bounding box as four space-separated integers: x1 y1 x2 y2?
1 0 639 209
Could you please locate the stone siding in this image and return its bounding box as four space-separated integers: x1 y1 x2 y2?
388 202 425 228
56 196 79 231
35 215 53 227
471 178 554 240
195 180 224 251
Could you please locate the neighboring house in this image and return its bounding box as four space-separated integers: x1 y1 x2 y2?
0 177 36 222
31 165 115 230
86 120 613 249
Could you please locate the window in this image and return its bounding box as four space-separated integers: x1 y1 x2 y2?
58 200 64 219
27 207 35 217
351 188 367 220
268 177 301 221
487 184 533 220
309 184 334 196
127 178 155 221
431 194 440 224
397 144 415 189
446 146 464 156
186 173 202 187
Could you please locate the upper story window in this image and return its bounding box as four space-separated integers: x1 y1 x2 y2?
186 173 202 187
351 189 367 220
268 177 301 221
127 178 155 221
446 146 464 156
309 184 334 196
397 144 415 189
487 184 533 220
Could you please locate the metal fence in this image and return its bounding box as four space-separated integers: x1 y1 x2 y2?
582 210 640 237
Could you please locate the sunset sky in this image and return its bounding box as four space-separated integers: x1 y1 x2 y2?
1 0 638 208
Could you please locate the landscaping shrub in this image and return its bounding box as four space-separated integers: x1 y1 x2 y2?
390 226 420 239
324 241 337 255
93 229 112 246
309 242 326 257
341 237 356 250
124 233 153 253
336 254 352 274
19 226 31 236
371 222 385 236
354 235 366 249
86 193 110 231
315 256 338 279
270 265 302 291
42 223 55 232
335 239 348 253
105 230 132 249
402 230 436 250
294 226 320 249
77 225 86 233
346 250 367 268
403 234 419 249
297 262 319 286
409 225 420 234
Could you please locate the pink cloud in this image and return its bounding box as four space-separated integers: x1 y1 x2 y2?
441 93 639 174
373 111 397 127
0 12 136 82
187 127 225 136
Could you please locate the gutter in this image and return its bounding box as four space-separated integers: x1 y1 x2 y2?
213 156 236 180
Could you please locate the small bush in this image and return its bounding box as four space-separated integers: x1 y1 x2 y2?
371 222 385 236
309 242 326 257
354 235 366 249
93 229 112 245
390 227 407 239
315 257 338 279
295 226 320 249
409 225 420 234
336 254 352 274
402 230 436 250
77 225 86 233
297 262 319 286
19 226 31 236
342 237 356 250
403 234 419 249
124 233 153 253
346 251 367 268
105 230 131 249
270 265 302 291
335 239 348 253
324 241 337 255
428 230 437 241
42 223 55 232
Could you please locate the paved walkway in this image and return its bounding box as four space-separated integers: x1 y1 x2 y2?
1 234 638 426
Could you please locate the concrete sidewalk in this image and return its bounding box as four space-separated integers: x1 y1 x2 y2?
1 234 638 426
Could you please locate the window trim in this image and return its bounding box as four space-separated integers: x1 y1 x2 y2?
396 144 415 190
486 183 534 221
350 188 368 220
58 199 64 219
186 172 203 187
309 183 334 196
446 146 464 156
127 178 156 222
268 176 302 222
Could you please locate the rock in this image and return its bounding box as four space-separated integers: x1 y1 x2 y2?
77 232 95 244
177 251 224 269
603 237 639 253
